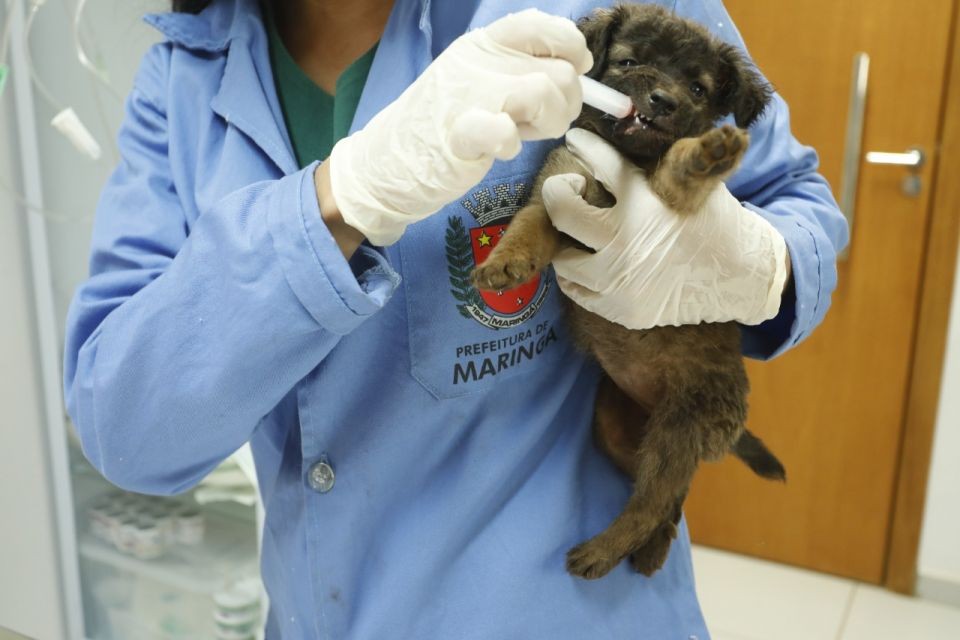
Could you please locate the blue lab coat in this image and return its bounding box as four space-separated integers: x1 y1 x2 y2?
63 0 848 637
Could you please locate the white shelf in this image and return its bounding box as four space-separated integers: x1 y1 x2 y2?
74 471 260 597
78 507 259 597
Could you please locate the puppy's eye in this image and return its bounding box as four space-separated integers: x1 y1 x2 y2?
690 82 707 97
616 58 640 68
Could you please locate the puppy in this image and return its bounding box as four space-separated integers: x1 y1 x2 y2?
472 3 786 579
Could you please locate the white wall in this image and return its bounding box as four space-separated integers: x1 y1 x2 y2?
0 12 68 638
918 245 960 603
30 0 161 334
0 0 158 637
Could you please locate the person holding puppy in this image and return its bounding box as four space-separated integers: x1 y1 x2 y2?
63 0 847 638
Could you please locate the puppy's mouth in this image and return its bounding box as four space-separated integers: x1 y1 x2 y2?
613 110 671 138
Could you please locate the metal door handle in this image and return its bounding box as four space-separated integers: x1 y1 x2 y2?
865 148 925 167
866 147 926 198
838 52 870 260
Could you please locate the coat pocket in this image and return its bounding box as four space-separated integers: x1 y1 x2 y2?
398 171 571 399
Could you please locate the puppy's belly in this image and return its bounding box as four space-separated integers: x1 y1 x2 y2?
595 352 663 411
565 302 664 411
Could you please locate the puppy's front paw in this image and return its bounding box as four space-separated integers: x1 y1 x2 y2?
471 251 539 292
689 125 748 177
566 540 621 580
628 520 678 577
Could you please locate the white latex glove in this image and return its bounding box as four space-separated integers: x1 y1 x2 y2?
542 128 789 330
329 9 593 246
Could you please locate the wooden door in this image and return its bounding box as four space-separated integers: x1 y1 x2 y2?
685 0 957 583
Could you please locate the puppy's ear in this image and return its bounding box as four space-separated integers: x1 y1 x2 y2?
578 7 623 79
717 44 774 128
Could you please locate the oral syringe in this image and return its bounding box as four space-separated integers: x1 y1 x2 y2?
579 76 634 119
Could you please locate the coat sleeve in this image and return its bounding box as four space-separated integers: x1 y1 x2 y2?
673 0 850 359
63 44 400 495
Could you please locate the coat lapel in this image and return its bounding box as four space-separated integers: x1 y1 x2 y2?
209 0 298 175
145 0 297 175
351 0 435 133
148 0 437 173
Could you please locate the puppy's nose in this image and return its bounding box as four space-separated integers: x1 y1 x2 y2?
649 89 678 116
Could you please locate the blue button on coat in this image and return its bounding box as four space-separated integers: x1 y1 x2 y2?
63 0 848 637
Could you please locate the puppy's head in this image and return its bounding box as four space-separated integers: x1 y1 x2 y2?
576 4 773 165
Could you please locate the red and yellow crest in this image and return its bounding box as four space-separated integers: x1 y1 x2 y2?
446 182 550 330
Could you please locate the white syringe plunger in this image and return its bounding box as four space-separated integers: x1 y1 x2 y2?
579 76 634 119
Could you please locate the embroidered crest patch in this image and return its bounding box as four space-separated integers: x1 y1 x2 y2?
446 182 550 330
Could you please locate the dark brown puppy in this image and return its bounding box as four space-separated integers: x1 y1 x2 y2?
472 3 785 579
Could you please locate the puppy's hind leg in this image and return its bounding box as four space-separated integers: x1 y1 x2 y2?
628 488 687 576
566 405 699 580
592 376 682 576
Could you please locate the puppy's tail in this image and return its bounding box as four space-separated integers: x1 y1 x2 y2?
733 430 786 482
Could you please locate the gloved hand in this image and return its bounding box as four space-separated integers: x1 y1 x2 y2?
329 9 593 246
542 128 789 331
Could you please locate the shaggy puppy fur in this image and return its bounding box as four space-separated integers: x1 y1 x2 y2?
472 3 786 579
